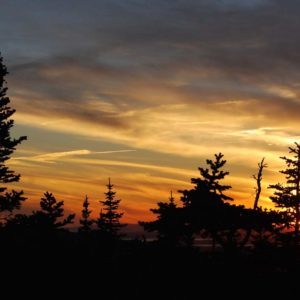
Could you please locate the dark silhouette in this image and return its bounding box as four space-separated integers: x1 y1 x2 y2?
253 158 267 210
240 158 267 248
140 191 186 247
0 54 26 219
179 153 235 248
246 159 284 248
269 142 300 243
142 153 240 249
191 152 233 201
31 191 75 230
79 195 93 233
141 154 282 252
97 178 126 238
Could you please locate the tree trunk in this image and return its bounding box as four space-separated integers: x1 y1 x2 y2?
240 158 266 249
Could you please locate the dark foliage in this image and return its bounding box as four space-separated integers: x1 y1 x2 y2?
30 191 75 230
97 178 126 238
140 191 189 247
0 54 26 217
79 195 93 233
269 142 300 241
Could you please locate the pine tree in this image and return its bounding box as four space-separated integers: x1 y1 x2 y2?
269 142 300 240
97 178 125 238
0 54 26 216
180 153 232 219
79 195 93 233
179 153 234 247
140 191 184 246
32 192 75 230
190 152 233 203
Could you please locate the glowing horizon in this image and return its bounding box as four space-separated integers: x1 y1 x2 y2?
2 0 300 223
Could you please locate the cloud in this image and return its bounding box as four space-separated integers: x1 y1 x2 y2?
3 0 300 219
13 149 136 163
5 0 300 127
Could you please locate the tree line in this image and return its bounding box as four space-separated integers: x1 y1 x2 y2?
1 53 300 252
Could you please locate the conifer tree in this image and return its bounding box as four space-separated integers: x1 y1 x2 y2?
0 54 26 216
180 153 232 216
32 192 75 230
269 143 300 239
79 195 93 233
97 178 125 237
189 152 233 203
179 153 234 247
141 154 234 248
140 191 184 246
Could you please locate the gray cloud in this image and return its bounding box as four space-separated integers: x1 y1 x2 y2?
2 0 300 148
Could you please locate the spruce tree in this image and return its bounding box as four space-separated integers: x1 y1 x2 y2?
140 191 184 246
32 192 75 230
269 143 300 240
189 152 233 203
180 153 232 219
0 54 26 216
179 153 234 247
97 178 125 238
79 195 93 233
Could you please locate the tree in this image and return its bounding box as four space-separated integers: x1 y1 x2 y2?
140 191 185 247
79 195 93 233
0 54 26 218
239 158 280 248
269 142 300 241
179 153 233 246
249 158 283 243
31 192 75 230
190 152 233 202
253 158 267 210
97 178 126 238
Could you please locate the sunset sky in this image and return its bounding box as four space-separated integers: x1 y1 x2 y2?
2 0 300 223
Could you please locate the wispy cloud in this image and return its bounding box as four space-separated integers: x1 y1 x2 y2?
3 0 299 220
6 0 300 163
13 149 136 163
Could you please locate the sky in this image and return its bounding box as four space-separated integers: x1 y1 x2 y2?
2 0 300 223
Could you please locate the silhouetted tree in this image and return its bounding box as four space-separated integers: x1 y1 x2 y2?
191 152 233 202
247 159 284 248
31 192 75 230
269 143 300 242
0 54 26 218
97 178 126 238
240 158 267 248
79 195 93 233
4 213 32 232
141 153 283 251
253 158 267 210
140 191 185 247
179 153 233 247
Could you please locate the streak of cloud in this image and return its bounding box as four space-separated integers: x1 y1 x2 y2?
13 149 136 163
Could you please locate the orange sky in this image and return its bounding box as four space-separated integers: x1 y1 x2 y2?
2 0 300 223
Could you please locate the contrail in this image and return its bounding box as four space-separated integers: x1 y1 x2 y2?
95 150 136 154
13 149 136 163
